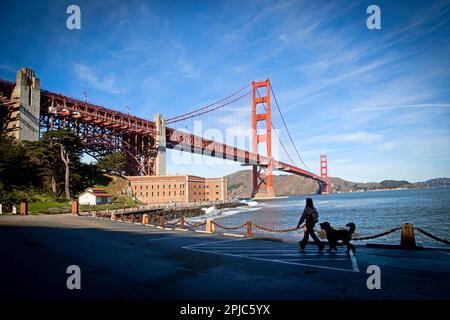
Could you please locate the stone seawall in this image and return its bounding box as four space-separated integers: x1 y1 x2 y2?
148 201 248 221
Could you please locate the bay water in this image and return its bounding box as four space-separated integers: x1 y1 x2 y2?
190 188 450 247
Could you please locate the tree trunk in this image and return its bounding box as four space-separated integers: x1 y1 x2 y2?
51 175 57 193
60 146 71 200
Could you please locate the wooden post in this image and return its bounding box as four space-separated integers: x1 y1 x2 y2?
180 216 185 229
19 201 28 215
401 223 416 249
246 221 253 238
206 218 215 233
71 199 79 216
142 214 149 224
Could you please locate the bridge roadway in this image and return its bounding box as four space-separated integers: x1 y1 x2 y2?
0 214 449 300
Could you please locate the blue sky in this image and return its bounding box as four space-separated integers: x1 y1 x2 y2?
1 0 449 182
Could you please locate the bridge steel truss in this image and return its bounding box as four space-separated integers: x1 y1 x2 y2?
38 89 157 176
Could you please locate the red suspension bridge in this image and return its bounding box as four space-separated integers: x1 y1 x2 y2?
0 68 330 197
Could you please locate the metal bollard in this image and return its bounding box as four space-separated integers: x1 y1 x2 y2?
71 200 79 216
401 223 416 249
180 216 185 229
20 201 28 215
246 221 253 238
206 218 215 233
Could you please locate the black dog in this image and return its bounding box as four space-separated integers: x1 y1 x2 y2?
319 222 356 254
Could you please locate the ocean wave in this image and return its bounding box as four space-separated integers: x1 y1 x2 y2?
188 205 262 222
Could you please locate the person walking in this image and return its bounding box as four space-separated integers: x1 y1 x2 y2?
297 198 324 251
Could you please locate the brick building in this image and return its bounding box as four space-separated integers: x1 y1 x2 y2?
127 175 227 204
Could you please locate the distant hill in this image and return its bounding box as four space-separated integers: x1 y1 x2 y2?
425 178 450 188
227 170 318 198
226 170 447 198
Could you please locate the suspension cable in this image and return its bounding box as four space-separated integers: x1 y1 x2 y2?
166 91 251 124
270 84 311 171
166 83 251 122
256 88 298 167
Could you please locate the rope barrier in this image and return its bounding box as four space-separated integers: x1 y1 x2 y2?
253 224 302 233
353 227 401 240
87 213 449 246
212 221 248 230
166 218 182 226
414 227 450 245
184 220 207 228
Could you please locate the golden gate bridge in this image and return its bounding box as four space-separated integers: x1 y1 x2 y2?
0 68 330 198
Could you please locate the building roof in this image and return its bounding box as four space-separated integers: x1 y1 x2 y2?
79 188 112 197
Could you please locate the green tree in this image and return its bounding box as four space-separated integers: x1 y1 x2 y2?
0 132 27 191
23 139 60 193
42 129 83 199
97 152 127 175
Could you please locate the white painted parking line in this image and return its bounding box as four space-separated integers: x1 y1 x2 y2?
349 251 359 272
232 253 347 257
183 238 359 273
283 258 350 261
147 234 214 241
248 256 359 273
183 238 248 248
148 236 189 241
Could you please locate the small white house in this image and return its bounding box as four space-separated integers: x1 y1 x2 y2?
78 188 113 206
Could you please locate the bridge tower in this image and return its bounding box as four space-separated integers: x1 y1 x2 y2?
7 67 40 142
251 79 275 199
154 113 166 176
320 154 330 194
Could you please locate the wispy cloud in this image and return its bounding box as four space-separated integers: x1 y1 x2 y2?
0 63 16 73
352 103 450 112
73 63 125 95
310 131 383 145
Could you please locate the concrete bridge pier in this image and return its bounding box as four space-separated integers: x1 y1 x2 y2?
154 113 166 176
7 67 40 142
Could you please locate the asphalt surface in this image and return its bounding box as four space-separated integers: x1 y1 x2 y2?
0 214 449 300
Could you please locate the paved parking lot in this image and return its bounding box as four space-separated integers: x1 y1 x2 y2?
0 214 449 299
183 238 360 273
